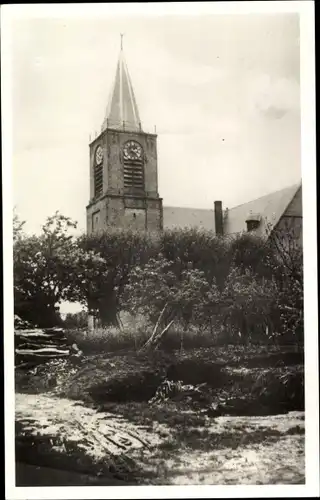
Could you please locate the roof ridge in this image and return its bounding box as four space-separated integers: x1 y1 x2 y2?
164 205 214 212
226 182 301 211
164 182 301 214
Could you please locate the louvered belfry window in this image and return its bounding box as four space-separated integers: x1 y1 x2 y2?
94 158 103 197
94 164 103 197
124 160 144 191
123 141 144 192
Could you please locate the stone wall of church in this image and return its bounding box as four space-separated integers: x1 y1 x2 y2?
87 195 163 234
87 128 161 235
123 208 146 230
89 131 109 200
107 131 123 195
146 199 163 231
144 135 158 198
86 198 107 234
105 129 159 197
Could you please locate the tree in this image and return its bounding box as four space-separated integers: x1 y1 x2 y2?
266 219 304 342
77 229 158 326
63 310 88 330
229 231 276 280
160 227 231 289
219 267 278 342
13 209 25 242
121 256 220 350
13 211 108 327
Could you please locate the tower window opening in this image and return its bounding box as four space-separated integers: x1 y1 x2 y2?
123 160 144 191
94 164 103 197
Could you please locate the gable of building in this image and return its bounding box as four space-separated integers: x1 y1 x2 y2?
273 184 303 244
223 183 301 237
278 184 302 219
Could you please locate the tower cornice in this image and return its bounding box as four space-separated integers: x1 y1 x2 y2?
89 127 157 146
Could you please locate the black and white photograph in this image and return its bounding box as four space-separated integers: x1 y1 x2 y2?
2 2 318 498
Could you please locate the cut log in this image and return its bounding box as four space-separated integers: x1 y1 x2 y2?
16 348 70 356
15 326 78 367
15 329 47 336
43 328 64 333
16 343 69 351
15 328 66 337
15 334 67 342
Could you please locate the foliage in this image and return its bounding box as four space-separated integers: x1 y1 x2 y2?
229 232 276 279
13 209 26 242
159 228 232 288
77 229 158 325
16 346 304 419
13 212 107 327
266 221 304 342
65 326 150 354
13 210 303 343
121 256 220 340
219 267 278 342
63 311 88 330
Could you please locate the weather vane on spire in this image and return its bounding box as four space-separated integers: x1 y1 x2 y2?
120 33 124 50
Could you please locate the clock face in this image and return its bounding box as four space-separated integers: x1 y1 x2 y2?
95 146 103 165
123 141 143 161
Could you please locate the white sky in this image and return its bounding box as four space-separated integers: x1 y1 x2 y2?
11 11 301 236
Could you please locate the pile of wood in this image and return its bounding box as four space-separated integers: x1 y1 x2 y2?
15 315 71 368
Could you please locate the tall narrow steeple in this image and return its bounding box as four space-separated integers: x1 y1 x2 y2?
87 36 162 238
102 36 141 132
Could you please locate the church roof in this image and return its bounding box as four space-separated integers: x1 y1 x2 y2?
163 183 301 236
163 206 215 231
102 47 141 133
224 183 301 236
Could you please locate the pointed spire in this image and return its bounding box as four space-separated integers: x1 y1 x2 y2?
102 37 141 132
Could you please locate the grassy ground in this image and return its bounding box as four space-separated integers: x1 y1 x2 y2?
15 344 305 485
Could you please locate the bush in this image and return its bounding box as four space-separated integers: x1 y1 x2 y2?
219 267 278 342
14 211 303 346
63 311 88 330
77 229 159 326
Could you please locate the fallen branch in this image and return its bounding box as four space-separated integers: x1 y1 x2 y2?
116 313 124 332
138 303 168 352
152 319 175 350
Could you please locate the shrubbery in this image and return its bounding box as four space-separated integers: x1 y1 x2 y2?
14 212 303 347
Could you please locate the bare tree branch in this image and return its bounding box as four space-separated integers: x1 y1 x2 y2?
138 302 168 352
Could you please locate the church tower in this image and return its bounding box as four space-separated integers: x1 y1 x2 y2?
86 40 163 234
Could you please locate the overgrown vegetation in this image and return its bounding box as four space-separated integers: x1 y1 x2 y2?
14 211 303 345
14 211 305 487
15 345 304 417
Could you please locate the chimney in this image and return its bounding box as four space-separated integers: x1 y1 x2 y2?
214 201 224 235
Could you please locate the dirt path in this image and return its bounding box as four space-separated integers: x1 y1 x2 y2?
15 393 304 485
16 393 163 457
